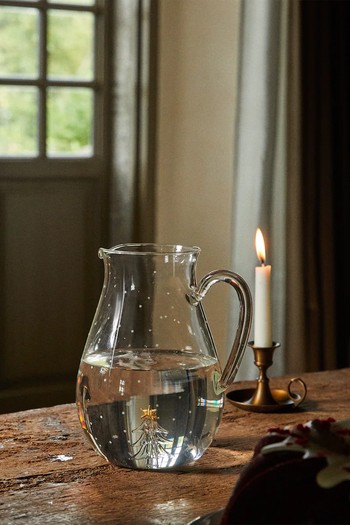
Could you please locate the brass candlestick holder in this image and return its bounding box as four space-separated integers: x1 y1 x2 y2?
226 341 307 413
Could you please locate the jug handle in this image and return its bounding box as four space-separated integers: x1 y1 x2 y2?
189 270 252 391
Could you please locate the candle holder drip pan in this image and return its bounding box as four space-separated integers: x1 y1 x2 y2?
226 342 307 413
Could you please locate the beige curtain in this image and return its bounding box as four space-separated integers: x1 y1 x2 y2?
232 0 343 377
231 0 292 380
110 0 157 245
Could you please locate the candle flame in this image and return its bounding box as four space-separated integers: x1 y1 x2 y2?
255 228 266 265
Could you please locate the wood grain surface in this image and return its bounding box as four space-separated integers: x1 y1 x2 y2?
1 368 349 525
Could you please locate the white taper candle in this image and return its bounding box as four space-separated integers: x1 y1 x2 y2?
254 229 272 347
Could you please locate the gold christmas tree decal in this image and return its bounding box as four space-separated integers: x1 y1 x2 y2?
131 406 171 467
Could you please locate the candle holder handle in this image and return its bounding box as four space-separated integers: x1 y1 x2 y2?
226 341 307 413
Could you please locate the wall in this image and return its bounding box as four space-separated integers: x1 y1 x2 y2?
155 0 241 364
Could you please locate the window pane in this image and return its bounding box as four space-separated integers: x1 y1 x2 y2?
47 10 94 80
0 86 38 156
47 87 93 156
0 7 39 78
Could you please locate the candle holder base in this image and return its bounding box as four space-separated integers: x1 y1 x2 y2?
226 341 307 413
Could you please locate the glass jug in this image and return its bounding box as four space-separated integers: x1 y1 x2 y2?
76 244 252 470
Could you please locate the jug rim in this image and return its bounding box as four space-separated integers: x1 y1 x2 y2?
101 243 201 256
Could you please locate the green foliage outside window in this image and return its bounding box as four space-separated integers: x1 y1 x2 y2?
0 7 38 77
0 86 38 156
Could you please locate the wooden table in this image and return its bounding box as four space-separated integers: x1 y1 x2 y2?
1 368 350 525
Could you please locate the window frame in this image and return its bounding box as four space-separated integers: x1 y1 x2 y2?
0 0 110 177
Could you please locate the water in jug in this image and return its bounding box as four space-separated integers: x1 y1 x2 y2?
76 244 252 470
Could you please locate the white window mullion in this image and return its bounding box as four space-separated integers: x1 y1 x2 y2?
38 3 47 158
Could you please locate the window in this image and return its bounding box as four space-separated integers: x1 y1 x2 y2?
0 1 157 413
0 0 107 162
